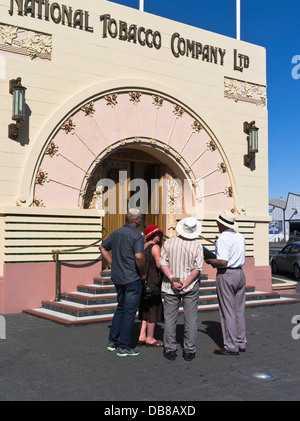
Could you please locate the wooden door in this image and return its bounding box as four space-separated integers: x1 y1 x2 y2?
144 164 163 231
101 160 130 268
102 159 130 238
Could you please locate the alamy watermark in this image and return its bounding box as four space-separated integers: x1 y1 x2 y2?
291 55 300 80
95 171 205 219
0 315 6 340
291 315 300 340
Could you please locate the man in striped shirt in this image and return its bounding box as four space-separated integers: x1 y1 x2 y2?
159 217 203 361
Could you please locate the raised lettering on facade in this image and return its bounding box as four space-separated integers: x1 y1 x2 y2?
9 0 94 32
8 1 250 71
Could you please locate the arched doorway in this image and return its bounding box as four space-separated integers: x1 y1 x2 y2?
24 86 236 234
83 147 164 237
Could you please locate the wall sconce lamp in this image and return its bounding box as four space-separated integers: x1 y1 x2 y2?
8 77 27 140
244 120 259 166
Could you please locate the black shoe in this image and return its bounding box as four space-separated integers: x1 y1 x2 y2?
163 350 177 361
183 352 195 361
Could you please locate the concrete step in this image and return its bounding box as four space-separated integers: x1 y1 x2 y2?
25 295 300 326
60 287 274 307
61 291 118 305
23 271 300 326
24 307 115 325
77 284 116 295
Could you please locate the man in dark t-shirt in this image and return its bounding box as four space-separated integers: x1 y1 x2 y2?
99 208 145 357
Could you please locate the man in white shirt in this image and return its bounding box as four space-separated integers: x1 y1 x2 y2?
205 210 247 355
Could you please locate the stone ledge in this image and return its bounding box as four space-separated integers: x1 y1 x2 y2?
272 278 298 295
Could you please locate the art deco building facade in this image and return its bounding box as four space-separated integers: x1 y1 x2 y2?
0 0 270 313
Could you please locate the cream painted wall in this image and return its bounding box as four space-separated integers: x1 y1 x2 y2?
0 0 269 263
0 0 267 209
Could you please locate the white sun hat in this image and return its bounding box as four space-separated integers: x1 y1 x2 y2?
176 217 202 240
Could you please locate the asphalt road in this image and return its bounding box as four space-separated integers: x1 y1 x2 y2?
1 284 300 403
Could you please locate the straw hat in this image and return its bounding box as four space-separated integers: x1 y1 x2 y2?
176 217 202 240
216 210 238 230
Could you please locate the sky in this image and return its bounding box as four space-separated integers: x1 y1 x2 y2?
107 0 300 200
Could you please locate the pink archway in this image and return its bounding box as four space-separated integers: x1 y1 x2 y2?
33 89 235 214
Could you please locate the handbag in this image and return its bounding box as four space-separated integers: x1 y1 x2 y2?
144 245 162 300
144 282 161 299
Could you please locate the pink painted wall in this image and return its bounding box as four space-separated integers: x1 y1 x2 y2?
0 276 4 313
253 265 272 292
0 261 102 314
0 257 271 314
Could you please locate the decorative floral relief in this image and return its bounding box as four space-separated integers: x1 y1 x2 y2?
36 169 48 185
241 82 254 97
81 102 95 116
32 197 45 207
192 120 202 132
20 34 52 60
0 24 17 44
224 79 241 102
207 140 217 151
105 93 118 107
45 141 59 157
129 92 141 105
218 162 227 173
167 223 177 234
224 77 267 108
0 24 52 61
152 95 164 108
166 174 183 215
173 104 184 117
225 186 233 197
61 118 75 134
